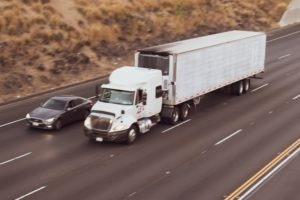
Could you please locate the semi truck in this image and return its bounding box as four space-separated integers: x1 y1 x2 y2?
84 30 266 144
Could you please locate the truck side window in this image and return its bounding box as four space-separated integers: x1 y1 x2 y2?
136 89 143 104
156 86 163 98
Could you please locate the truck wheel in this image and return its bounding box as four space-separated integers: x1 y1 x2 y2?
179 103 190 121
54 119 63 130
243 79 251 93
126 125 138 145
169 107 179 125
231 81 243 96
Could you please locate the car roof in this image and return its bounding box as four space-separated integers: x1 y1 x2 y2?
50 95 84 101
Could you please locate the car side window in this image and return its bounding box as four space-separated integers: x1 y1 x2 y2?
74 99 84 106
68 100 76 109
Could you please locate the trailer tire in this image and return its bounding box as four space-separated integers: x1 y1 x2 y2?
243 79 251 93
179 103 190 121
231 81 243 96
168 107 179 125
126 125 138 145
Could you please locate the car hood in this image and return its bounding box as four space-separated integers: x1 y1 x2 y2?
30 107 64 120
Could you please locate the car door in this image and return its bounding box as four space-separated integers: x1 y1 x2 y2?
73 98 85 120
63 100 78 124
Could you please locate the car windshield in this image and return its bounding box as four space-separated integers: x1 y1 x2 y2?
100 89 135 105
42 99 67 110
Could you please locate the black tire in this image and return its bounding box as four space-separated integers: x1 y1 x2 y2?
54 119 63 130
126 125 138 145
168 107 179 125
243 79 251 93
231 81 243 96
179 103 190 121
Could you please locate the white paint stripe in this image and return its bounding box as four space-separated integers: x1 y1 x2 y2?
278 54 291 60
88 96 96 100
251 83 269 93
268 30 300 43
239 148 299 199
0 118 25 128
15 186 47 200
161 119 192 133
292 94 300 100
0 152 32 166
215 129 242 146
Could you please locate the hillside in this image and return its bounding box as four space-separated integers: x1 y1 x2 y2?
0 0 291 103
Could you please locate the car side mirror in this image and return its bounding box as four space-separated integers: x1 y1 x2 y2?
66 107 72 111
96 84 102 100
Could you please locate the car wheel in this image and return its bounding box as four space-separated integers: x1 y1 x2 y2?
54 119 63 130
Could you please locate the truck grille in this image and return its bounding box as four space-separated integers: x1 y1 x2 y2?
91 116 112 131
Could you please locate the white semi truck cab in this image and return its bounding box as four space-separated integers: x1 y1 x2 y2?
84 66 164 144
84 30 266 144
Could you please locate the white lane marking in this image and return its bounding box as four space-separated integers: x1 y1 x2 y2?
239 148 299 199
0 118 25 128
0 152 32 166
128 192 136 198
268 30 300 43
251 83 269 93
292 94 300 100
215 129 243 146
161 119 192 133
15 186 47 200
278 54 291 60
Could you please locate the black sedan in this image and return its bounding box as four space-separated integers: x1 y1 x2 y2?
26 95 93 130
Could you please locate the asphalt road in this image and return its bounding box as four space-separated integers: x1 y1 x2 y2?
0 24 300 200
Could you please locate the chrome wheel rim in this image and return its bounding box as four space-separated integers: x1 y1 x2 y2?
128 129 136 142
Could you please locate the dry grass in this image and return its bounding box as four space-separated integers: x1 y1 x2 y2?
0 0 292 103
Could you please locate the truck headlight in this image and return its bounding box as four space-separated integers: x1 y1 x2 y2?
111 123 126 132
26 113 30 119
84 116 92 130
45 118 55 124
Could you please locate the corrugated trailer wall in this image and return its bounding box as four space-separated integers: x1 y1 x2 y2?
174 34 266 104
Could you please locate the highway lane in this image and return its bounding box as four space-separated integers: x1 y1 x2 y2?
0 24 300 200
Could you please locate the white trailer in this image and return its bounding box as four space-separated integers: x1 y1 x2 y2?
135 30 266 105
84 31 266 144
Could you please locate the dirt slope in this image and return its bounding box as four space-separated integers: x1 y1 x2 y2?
0 0 290 103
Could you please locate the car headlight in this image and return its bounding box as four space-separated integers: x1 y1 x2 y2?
84 116 92 129
111 123 127 132
45 118 55 124
26 113 30 119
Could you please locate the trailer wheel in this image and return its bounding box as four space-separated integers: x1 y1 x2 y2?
231 81 243 96
126 125 138 145
179 103 190 121
243 79 251 93
168 107 179 125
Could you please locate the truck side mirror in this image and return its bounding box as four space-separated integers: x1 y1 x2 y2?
95 84 102 99
142 92 147 105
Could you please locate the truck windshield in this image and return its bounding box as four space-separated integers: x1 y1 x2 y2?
100 89 135 105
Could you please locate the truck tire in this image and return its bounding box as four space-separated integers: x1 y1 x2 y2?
179 103 190 121
126 125 138 145
243 79 251 93
168 107 179 125
231 81 243 96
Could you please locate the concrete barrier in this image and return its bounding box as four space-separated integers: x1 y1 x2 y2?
280 0 300 26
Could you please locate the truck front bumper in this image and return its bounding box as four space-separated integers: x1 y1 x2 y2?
84 128 128 142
